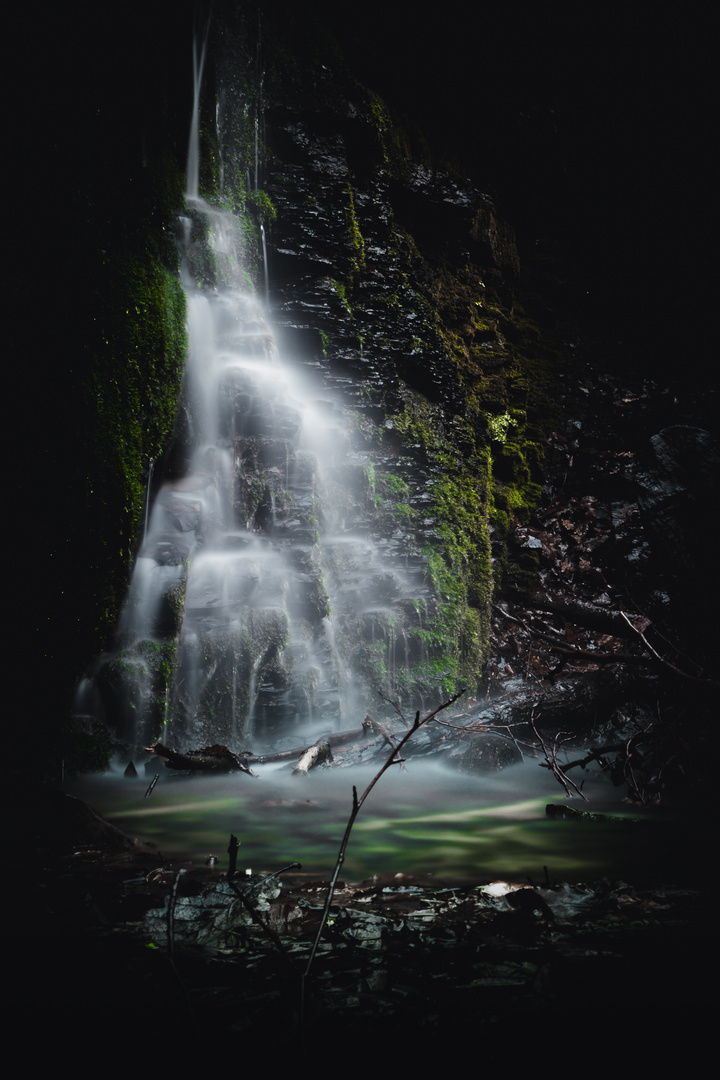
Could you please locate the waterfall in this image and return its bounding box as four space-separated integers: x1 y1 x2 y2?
79 29 448 757
143 458 154 541
260 222 269 306
186 29 209 201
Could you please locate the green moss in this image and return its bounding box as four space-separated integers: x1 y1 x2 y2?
428 463 493 668
369 91 413 175
392 390 446 454
82 210 187 646
88 255 186 510
487 411 517 443
379 385 493 694
331 278 353 316
345 182 366 281
380 474 410 498
250 188 277 224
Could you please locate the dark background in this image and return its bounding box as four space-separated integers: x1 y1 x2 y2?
27 0 713 367
288 0 713 369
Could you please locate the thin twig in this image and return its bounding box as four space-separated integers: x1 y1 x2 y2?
302 690 466 984
620 611 717 684
378 691 410 728
249 861 302 890
167 868 187 962
627 595 708 677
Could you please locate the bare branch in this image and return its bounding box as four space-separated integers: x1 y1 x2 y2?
531 710 588 801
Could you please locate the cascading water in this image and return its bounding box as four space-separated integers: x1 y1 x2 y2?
77 32 443 757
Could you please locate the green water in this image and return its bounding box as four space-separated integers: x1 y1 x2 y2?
69 757 672 885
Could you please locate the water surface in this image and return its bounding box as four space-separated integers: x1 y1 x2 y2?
68 756 673 885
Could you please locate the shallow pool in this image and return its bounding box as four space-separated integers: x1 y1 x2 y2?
66 754 684 886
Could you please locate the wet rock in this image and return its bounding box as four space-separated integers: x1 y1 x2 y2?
142 875 282 949
447 730 524 773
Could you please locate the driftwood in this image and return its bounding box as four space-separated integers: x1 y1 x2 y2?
145 743 256 775
292 739 333 775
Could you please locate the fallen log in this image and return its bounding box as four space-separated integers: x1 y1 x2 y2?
249 720 380 765
496 602 652 668
292 738 333 776
145 743 256 775
546 804 640 824
528 596 645 637
504 598 716 684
